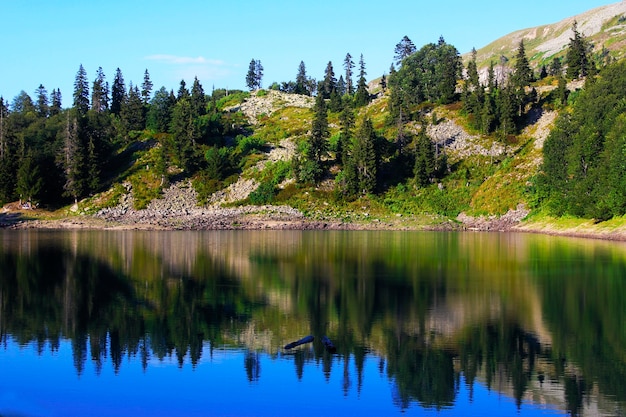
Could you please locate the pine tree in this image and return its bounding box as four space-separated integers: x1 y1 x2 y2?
321 61 336 99
394 35 417 66
141 69 153 104
467 48 480 89
380 73 387 93
351 117 378 194
512 40 533 89
169 97 196 171
111 68 126 116
295 61 310 95
73 65 90 116
190 76 207 117
121 84 146 133
16 150 42 206
62 111 84 203
255 59 263 89
549 57 563 76
308 93 329 164
354 54 370 107
91 67 109 113
414 129 435 188
50 89 62 115
566 21 592 79
177 79 189 100
35 84 49 118
246 59 258 90
343 53 355 95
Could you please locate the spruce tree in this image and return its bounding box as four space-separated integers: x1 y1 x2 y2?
321 61 337 99
73 65 90 116
566 21 592 79
414 129 435 188
343 53 355 95
351 117 377 194
512 40 533 89
50 89 62 115
467 48 480 89
295 61 309 95
190 76 207 117
91 67 109 113
35 84 49 118
121 84 145 133
354 54 370 107
111 68 126 116
141 69 153 104
308 93 329 164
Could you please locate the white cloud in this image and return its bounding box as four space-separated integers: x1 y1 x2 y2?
145 54 225 66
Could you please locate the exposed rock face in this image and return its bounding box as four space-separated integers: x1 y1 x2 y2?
227 90 314 124
457 204 531 232
427 119 505 159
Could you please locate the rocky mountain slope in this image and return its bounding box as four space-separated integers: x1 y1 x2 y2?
471 1 626 69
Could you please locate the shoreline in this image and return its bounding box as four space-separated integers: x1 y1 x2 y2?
3 207 626 242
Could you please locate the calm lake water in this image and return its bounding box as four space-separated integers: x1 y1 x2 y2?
0 229 625 416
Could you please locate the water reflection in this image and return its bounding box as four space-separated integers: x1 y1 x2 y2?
0 229 625 416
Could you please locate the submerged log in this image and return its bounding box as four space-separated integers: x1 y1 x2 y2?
284 335 314 350
322 336 336 353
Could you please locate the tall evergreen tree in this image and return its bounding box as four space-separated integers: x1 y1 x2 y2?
295 61 310 96
62 111 84 203
394 35 417 66
16 150 42 206
141 69 153 104
308 93 329 164
354 54 370 107
91 67 109 113
566 21 591 79
50 89 62 115
121 84 146 133
190 76 207 117
321 61 337 99
255 59 264 89
350 117 378 195
111 68 126 116
343 53 355 95
73 65 90 116
35 84 49 118
414 129 435 188
512 40 533 89
169 97 197 171
466 48 480 89
177 79 189 100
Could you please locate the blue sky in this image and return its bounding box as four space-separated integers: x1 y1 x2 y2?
0 0 617 107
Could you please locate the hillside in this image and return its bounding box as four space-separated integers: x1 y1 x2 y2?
5 3 626 239
469 2 626 71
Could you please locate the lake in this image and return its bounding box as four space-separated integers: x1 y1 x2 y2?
0 229 624 416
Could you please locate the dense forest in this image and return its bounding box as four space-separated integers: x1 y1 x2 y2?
0 22 621 222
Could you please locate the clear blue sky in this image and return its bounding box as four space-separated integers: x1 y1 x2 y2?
0 0 617 107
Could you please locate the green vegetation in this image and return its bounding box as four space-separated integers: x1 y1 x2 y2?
2 20 626 230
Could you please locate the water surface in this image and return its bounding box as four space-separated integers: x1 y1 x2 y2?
1 230 624 416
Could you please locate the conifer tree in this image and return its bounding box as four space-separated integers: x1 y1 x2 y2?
512 40 533 89
337 76 346 96
91 67 109 113
351 117 377 195
394 35 417 66
295 61 310 95
308 93 329 164
73 65 90 116
467 48 480 89
121 84 145 133
343 53 355 95
566 21 591 79
62 111 84 203
16 150 42 206
35 84 49 118
50 89 62 115
321 61 337 99
190 76 207 117
147 87 174 132
354 54 370 107
177 79 189 100
141 69 153 104
111 68 126 116
414 129 435 188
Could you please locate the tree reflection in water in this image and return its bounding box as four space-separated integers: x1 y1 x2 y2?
0 229 624 415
